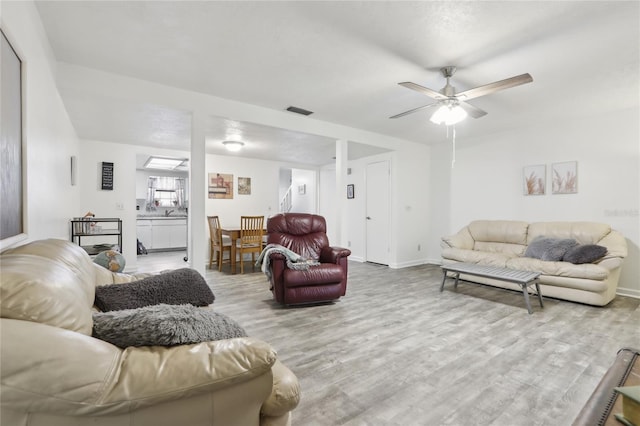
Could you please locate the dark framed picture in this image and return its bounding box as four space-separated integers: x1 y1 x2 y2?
347 184 355 199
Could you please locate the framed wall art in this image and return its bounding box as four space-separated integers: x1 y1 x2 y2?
208 173 233 199
1 30 26 248
552 161 578 194
238 177 251 195
523 165 546 195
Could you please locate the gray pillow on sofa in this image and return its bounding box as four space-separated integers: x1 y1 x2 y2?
92 304 247 348
95 268 214 312
524 236 578 261
562 244 607 264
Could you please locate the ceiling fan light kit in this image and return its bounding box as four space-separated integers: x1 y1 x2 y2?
429 101 468 126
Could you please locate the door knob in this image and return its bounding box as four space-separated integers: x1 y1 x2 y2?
366 216 371 220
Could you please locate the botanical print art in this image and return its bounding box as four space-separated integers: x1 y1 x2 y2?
208 173 233 199
523 165 546 195
552 161 578 194
238 177 251 195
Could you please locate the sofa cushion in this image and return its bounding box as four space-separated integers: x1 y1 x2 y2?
441 248 513 267
524 236 578 261
92 304 247 348
2 239 96 304
95 268 214 312
468 220 529 245
507 257 609 281
563 244 608 264
528 222 611 245
0 254 94 335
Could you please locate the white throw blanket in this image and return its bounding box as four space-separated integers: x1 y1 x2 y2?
255 243 320 279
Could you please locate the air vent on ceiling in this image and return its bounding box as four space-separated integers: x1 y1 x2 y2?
286 106 314 116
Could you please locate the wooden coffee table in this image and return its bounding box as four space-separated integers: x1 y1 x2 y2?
440 263 544 314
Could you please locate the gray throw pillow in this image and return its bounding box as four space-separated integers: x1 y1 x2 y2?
563 244 607 264
95 268 214 312
92 304 247 348
525 237 578 261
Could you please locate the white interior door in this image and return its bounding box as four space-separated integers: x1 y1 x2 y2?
365 160 390 265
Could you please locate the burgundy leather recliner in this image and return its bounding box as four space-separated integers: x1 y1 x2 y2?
266 213 351 305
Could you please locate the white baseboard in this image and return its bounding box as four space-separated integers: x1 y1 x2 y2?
617 287 640 299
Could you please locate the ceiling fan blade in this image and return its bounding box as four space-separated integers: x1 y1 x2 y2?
458 101 487 119
389 103 438 119
398 82 448 100
456 73 533 101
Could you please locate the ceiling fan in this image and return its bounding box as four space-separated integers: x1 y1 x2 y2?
390 66 533 124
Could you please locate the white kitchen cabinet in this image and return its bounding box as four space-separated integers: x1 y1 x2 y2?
168 222 187 248
137 218 187 251
136 220 153 249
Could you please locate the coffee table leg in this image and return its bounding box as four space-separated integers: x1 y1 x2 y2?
521 284 533 314
535 282 544 308
454 273 460 290
440 271 447 292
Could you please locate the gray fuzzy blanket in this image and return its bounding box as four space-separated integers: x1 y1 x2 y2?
95 268 214 312
92 304 247 348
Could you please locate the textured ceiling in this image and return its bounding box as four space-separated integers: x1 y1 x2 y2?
35 1 639 166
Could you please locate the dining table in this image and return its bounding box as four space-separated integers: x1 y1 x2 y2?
221 227 267 274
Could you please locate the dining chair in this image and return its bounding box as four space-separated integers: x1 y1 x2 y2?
207 215 232 271
238 215 265 274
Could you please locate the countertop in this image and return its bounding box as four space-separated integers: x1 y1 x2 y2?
136 216 188 220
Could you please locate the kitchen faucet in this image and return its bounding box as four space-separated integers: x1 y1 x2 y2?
165 209 174 217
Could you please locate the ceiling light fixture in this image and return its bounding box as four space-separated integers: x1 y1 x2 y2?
429 101 468 126
222 140 245 152
144 156 187 170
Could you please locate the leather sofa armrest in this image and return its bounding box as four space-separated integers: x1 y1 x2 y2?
261 360 301 418
597 230 628 258
1 318 276 416
441 227 474 250
595 256 623 271
320 246 351 264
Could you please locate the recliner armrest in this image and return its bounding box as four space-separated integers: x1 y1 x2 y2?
320 246 351 263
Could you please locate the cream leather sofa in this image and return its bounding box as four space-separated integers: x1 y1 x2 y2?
441 220 628 306
0 239 300 426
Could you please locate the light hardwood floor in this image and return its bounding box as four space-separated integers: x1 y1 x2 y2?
136 252 640 426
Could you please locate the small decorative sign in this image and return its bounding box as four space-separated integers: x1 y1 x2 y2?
101 162 114 190
347 184 355 199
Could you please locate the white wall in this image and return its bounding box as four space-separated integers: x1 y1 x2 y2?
290 168 317 213
319 165 338 245
1 2 80 248
428 107 640 297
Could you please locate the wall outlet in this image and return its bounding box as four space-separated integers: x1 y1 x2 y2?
417 244 421 251
116 202 124 210
348 241 351 247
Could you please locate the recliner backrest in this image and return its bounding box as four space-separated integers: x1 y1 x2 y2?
267 213 329 260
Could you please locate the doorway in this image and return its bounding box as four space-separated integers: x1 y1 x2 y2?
365 160 390 265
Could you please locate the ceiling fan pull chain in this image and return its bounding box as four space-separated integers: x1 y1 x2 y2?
451 125 456 168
